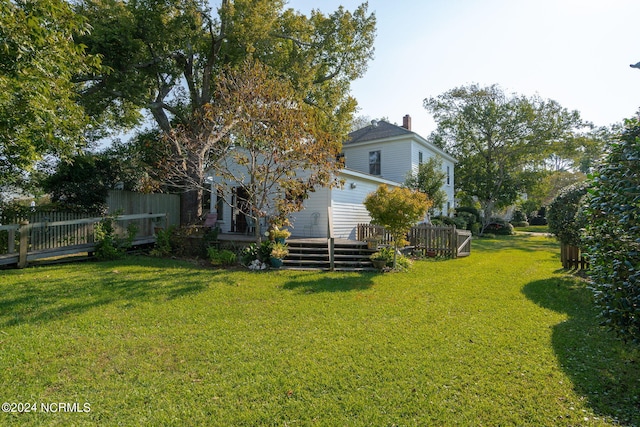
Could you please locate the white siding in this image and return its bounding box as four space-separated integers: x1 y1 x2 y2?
330 178 380 239
289 187 330 237
343 140 412 184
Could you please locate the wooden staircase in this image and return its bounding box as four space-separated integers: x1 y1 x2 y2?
282 239 377 271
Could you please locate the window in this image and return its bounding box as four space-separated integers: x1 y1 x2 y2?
418 151 423 164
446 165 451 185
369 150 381 175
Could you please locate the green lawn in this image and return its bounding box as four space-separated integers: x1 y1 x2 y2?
1 235 638 426
515 224 550 234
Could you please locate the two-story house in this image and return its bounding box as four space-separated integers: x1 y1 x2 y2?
210 115 456 240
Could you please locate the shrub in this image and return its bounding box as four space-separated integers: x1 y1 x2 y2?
510 221 529 228
511 210 527 223
483 221 514 235
431 215 456 226
528 216 548 226
370 247 412 271
371 247 394 265
207 247 237 266
456 211 477 229
470 222 481 235
94 215 137 261
547 182 588 246
241 243 259 265
259 240 274 262
455 206 480 221
201 227 219 256
583 118 640 343
151 226 175 257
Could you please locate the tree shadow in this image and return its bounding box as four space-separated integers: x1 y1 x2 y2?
0 257 209 328
523 277 640 425
281 272 376 294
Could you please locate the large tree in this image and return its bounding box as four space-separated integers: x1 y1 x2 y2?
74 0 376 224
210 61 340 238
0 0 99 187
424 84 583 227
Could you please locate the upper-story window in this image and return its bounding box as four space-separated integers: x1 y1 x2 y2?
369 150 381 175
446 165 451 185
418 151 423 164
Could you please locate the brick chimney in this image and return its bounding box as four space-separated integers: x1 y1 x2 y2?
402 114 411 130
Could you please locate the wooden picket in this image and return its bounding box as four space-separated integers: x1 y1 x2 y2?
560 243 589 270
356 223 471 258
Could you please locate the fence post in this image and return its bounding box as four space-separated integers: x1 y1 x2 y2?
18 220 29 268
451 225 457 259
8 228 15 254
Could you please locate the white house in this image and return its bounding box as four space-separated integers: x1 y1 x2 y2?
210 115 456 240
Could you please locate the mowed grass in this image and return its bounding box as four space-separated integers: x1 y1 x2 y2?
0 235 638 426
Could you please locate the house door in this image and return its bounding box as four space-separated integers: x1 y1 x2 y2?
231 187 249 233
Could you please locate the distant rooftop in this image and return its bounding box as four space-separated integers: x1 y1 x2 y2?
346 120 414 145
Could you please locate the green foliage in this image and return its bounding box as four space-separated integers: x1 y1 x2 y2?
42 154 109 213
510 210 529 228
74 0 376 223
484 219 515 236
259 240 275 262
150 226 175 257
94 215 137 261
424 84 584 223
583 119 640 344
270 242 289 259
370 247 394 263
201 227 219 257
512 210 527 223
0 0 100 184
518 199 540 219
371 247 411 271
241 243 260 265
404 156 447 214
547 182 588 246
364 185 430 269
207 248 237 266
456 206 479 221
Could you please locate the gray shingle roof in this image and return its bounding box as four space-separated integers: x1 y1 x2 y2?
346 120 412 144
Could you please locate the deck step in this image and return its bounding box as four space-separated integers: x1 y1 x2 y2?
281 239 377 271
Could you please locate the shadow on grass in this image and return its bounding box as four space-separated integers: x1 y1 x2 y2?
523 277 640 425
0 256 209 328
282 272 376 293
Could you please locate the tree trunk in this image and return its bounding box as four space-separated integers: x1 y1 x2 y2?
180 188 202 225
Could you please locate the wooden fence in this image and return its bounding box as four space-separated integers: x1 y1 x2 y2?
356 223 472 258
560 243 589 270
0 213 166 268
107 190 180 227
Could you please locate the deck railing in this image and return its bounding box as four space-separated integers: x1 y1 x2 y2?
356 223 472 258
0 213 167 268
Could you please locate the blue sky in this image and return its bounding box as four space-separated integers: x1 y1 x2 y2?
288 0 640 137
